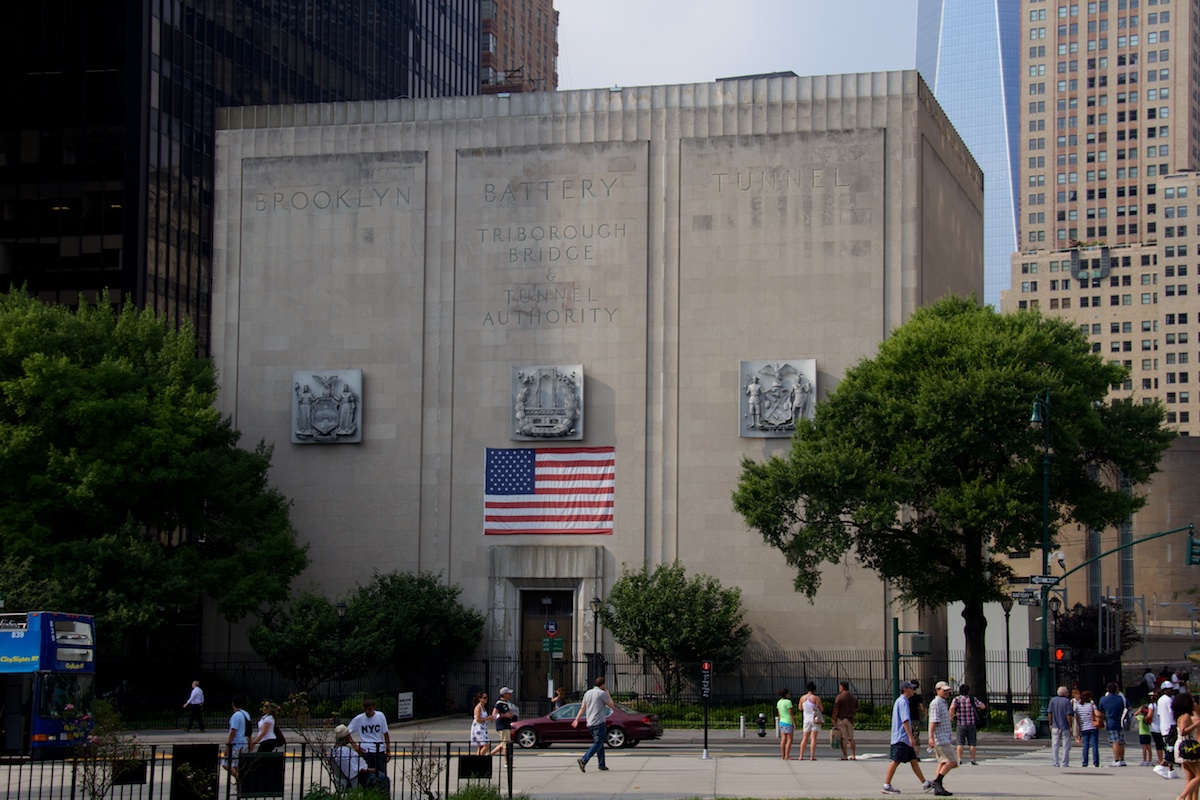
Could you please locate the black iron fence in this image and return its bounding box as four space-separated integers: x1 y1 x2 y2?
0 742 512 800
102 646 1090 731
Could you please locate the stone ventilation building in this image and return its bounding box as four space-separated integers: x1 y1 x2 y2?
212 72 982 698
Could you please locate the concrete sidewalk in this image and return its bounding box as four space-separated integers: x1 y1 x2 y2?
132 723 1182 799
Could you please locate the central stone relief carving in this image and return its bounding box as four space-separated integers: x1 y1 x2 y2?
511 364 583 440
740 359 817 438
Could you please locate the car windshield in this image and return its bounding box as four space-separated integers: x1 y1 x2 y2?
547 702 618 720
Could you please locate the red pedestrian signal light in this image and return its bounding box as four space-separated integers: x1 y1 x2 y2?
1053 646 1072 664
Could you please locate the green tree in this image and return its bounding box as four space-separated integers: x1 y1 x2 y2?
0 291 308 655
1054 603 1143 657
601 561 752 696
249 571 484 692
732 297 1173 701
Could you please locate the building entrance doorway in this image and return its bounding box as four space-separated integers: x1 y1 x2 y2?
520 590 573 714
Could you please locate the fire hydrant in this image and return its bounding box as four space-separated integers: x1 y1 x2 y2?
757 712 768 737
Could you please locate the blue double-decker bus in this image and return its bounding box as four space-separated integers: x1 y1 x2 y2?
0 611 96 758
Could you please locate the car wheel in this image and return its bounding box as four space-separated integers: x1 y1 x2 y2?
515 728 539 749
605 727 627 748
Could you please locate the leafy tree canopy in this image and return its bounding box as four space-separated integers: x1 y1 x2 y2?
1055 603 1143 657
0 291 308 654
732 296 1173 697
249 571 485 693
601 561 752 695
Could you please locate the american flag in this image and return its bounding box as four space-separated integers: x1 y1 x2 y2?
484 447 615 535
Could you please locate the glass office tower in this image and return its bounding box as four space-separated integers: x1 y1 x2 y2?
0 0 480 351
917 0 1021 307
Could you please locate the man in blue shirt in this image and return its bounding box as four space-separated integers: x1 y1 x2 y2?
1098 682 1129 766
882 681 933 795
1048 685 1075 767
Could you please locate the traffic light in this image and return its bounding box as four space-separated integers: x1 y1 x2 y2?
1053 645 1073 664
1189 534 1200 566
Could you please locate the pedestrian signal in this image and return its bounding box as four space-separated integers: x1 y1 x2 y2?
1053 646 1072 664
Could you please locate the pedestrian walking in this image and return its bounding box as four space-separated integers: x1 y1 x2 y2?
950 685 986 765
881 681 934 795
183 680 205 732
1156 681 1182 779
927 681 958 796
489 687 517 756
470 692 493 756
572 676 615 772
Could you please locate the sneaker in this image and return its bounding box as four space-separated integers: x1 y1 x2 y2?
577 758 586 773
970 760 978 765
1154 765 1169 777
1168 769 1181 779
933 787 953 797
1140 760 1152 766
881 785 901 795
1108 761 1122 767
597 765 609 771
923 779 935 793
1116 760 1126 766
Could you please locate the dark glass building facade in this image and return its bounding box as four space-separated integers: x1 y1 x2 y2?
0 0 479 350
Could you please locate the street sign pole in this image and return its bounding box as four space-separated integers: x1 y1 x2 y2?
700 660 712 760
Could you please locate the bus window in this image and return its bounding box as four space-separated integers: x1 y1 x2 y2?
38 673 94 718
50 620 93 646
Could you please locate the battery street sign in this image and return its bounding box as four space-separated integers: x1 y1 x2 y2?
1010 591 1038 599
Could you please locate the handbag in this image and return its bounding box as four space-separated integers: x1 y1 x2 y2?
1178 736 1200 762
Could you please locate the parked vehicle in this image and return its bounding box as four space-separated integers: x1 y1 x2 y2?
511 701 663 749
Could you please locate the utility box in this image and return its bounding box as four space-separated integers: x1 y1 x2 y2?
910 634 932 656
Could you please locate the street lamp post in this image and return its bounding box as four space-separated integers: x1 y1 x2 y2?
1000 595 1014 730
336 600 347 698
590 596 603 685
1030 389 1052 735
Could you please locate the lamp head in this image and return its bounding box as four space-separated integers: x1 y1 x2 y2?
999 595 1014 613
1030 400 1044 428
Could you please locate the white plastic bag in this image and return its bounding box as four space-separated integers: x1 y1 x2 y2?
1013 716 1036 740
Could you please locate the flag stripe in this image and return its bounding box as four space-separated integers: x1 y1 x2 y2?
484 446 615 535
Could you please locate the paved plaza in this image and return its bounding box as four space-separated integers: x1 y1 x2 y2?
130 720 1183 800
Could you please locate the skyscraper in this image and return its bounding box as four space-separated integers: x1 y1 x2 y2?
0 0 481 351
917 0 1023 307
1002 0 1200 617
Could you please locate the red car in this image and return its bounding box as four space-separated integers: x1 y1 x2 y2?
511 701 663 749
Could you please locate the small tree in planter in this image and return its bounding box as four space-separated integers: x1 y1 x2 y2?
65 700 146 799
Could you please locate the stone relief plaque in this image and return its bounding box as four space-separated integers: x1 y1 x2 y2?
511 364 583 440
739 359 816 438
291 369 363 444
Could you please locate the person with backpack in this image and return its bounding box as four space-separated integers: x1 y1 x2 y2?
223 697 253 779
1098 682 1130 766
950 685 987 765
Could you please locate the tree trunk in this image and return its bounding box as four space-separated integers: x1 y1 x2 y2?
961 600 990 703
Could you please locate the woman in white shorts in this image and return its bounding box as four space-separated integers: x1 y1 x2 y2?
799 682 824 761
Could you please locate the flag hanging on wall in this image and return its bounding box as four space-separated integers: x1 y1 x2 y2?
484 446 615 535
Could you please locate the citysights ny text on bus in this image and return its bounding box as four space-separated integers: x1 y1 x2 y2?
0 611 96 758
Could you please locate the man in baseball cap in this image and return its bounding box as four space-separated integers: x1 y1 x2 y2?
882 681 934 794
490 687 518 756
926 681 957 796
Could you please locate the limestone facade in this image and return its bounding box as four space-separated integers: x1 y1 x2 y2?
211 72 983 671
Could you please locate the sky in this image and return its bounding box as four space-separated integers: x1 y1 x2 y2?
556 0 920 91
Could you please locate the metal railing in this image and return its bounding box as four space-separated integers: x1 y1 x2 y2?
0 741 513 800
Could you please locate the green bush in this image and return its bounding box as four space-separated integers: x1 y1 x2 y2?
301 785 388 800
